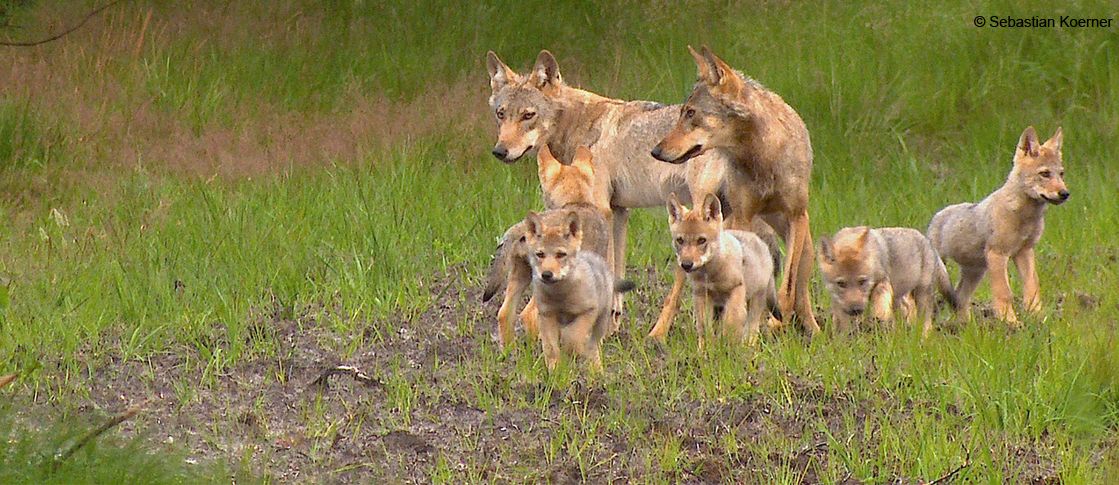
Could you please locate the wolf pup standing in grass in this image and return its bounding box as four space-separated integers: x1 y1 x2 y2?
650 46 820 339
666 193 781 349
523 210 634 372
482 146 611 348
819 226 959 337
928 126 1068 326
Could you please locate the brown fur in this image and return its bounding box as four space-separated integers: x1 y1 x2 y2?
649 46 819 338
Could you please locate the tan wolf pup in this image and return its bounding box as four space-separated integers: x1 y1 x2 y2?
667 193 781 348
649 45 820 338
482 146 611 348
484 50 785 341
928 126 1068 326
819 226 959 337
523 210 634 372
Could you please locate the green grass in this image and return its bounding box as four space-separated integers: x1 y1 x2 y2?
1 0 1118 481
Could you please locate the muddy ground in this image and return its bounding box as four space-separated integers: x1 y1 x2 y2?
14 265 1063 483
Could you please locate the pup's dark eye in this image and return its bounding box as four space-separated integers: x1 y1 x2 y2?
836 280 847 289
535 251 545 258
556 252 567 259
1059 171 1065 177
1039 170 1051 178
675 237 684 245
857 278 868 286
684 108 695 119
496 109 505 120
522 112 536 121
696 237 707 245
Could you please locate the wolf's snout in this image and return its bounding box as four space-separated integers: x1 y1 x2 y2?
680 261 694 272
845 307 864 316
1058 190 1070 201
491 146 509 161
540 271 555 283
650 146 666 161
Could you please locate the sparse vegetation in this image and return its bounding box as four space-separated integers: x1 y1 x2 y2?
1 0 1117 482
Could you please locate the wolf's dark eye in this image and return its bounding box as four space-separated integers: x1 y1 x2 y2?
522 112 536 121
535 251 545 258
1059 170 1065 177
836 280 847 289
556 252 567 259
496 109 506 120
1039 170 1051 178
684 108 695 119
857 277 868 286
696 237 707 245
675 237 684 245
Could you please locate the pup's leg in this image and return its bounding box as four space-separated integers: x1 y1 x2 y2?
832 308 853 335
986 249 1019 326
538 312 562 371
741 289 766 347
497 267 532 348
915 286 935 338
565 310 603 373
649 267 686 340
520 298 539 338
1014 247 1041 314
870 281 896 330
955 265 986 322
694 290 711 351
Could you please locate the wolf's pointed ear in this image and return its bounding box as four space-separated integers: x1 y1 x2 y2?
528 50 563 89
854 227 871 250
565 210 581 238
486 51 519 94
1044 126 1063 153
700 45 745 96
819 236 834 264
537 144 562 182
525 211 542 238
572 146 595 176
667 192 684 223
1016 126 1041 159
702 193 722 222
688 45 716 85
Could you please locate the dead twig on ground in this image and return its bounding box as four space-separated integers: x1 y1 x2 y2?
1 0 122 47
310 365 381 390
925 450 971 484
51 400 146 469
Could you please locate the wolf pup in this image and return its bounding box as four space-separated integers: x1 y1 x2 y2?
524 210 634 372
928 126 1068 326
650 45 820 338
482 146 611 348
667 193 781 348
819 227 959 337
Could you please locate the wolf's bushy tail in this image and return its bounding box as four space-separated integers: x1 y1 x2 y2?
482 222 525 302
933 254 960 311
614 280 637 294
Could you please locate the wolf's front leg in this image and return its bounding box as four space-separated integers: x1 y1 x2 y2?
649 267 686 340
1014 248 1041 314
870 281 896 329
986 249 1019 326
537 312 562 371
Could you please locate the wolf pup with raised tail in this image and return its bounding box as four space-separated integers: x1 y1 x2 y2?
667 193 781 349
928 126 1068 326
819 226 959 337
524 210 633 372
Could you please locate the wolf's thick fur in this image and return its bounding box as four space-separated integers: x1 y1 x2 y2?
928 126 1068 325
668 193 780 348
483 146 611 348
524 210 632 372
649 46 820 339
819 227 959 337
485 50 784 341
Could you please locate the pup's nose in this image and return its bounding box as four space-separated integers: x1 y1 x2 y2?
1058 190 1070 201
845 307 864 316
491 146 508 161
680 261 694 272
540 271 554 282
650 146 664 161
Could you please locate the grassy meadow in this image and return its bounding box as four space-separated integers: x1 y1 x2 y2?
1 0 1118 482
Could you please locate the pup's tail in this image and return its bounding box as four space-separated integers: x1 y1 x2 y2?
766 282 783 322
614 279 637 294
481 222 525 302
933 253 960 311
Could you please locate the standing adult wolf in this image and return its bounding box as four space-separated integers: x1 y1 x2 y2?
486 50 783 338
650 46 820 336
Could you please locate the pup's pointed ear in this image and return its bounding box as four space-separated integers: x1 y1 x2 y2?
565 210 581 238
528 50 563 89
537 144 562 183
700 45 744 96
855 227 871 250
667 192 684 224
688 45 717 85
702 193 722 222
1016 126 1041 159
572 146 595 176
525 211 542 238
1044 126 1063 153
486 51 519 93
819 236 834 264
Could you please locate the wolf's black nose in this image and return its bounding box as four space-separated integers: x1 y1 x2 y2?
492 146 508 161
650 147 663 160
1058 190 1070 200
540 271 554 282
680 261 694 271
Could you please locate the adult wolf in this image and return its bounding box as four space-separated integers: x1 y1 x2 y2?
485 49 783 339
